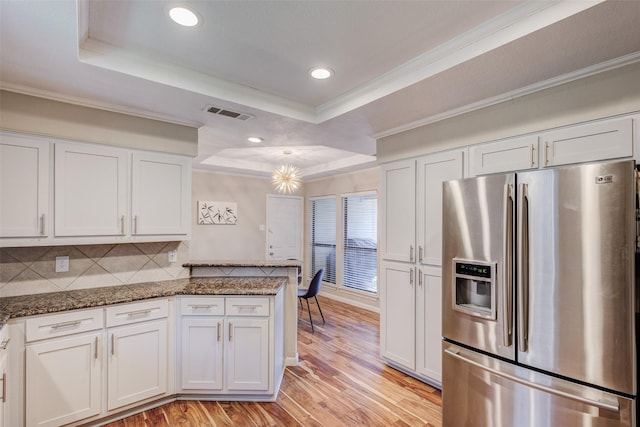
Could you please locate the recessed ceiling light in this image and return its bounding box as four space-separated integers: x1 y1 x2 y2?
169 6 199 27
309 67 333 80
248 137 263 143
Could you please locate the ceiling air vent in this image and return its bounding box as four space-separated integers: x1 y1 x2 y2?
204 105 253 121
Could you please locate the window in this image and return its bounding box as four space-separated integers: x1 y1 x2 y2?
310 197 336 284
342 192 377 293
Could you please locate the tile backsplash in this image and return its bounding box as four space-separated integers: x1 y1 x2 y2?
0 241 190 297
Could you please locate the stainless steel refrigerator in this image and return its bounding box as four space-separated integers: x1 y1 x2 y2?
442 159 637 426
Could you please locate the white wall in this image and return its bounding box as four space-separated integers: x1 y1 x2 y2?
190 170 275 260
0 90 198 156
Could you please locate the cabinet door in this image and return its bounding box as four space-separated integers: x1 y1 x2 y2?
107 320 168 410
416 150 464 267
380 261 416 370
26 333 101 427
469 135 538 176
180 317 223 391
225 318 270 391
380 159 416 262
131 152 191 236
55 143 128 237
541 117 633 167
0 134 49 238
416 268 442 385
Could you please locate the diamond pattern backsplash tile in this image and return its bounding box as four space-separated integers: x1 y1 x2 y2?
0 241 190 297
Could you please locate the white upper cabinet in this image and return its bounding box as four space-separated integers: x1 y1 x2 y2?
0 134 50 239
54 142 128 237
541 117 633 167
416 150 464 266
131 152 191 237
379 159 416 263
1 132 193 246
469 135 538 176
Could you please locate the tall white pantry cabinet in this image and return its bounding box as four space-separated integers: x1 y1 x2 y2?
379 149 465 387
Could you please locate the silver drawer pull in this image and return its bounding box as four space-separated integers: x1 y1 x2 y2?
0 338 9 350
232 305 262 310
50 320 82 329
126 309 152 317
188 304 218 309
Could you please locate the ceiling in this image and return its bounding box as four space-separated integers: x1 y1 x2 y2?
1 0 639 180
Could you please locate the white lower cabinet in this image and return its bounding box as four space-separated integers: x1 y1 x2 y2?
178 293 282 397
26 333 102 427
107 320 168 410
225 317 269 391
416 268 442 384
24 308 104 427
380 261 415 370
23 300 170 427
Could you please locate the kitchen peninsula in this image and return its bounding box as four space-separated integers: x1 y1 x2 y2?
0 259 301 427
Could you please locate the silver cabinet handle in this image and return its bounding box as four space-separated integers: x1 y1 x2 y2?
51 320 81 329
134 215 138 234
444 347 619 412
0 373 5 403
502 184 514 348
228 322 232 342
418 269 423 287
217 322 221 342
120 215 125 235
111 334 116 356
39 214 45 236
409 267 414 286
418 246 423 264
188 304 218 309
517 183 529 353
544 141 550 166
409 245 414 263
0 338 10 350
231 304 261 310
126 309 152 317
530 144 536 167
94 336 99 360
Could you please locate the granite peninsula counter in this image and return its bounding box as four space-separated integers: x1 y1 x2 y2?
0 276 286 322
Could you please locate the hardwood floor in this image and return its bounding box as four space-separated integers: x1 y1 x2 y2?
103 296 443 426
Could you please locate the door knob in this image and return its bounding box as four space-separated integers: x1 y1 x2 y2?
269 252 274 256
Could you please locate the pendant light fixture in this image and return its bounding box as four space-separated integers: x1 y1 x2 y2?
272 164 301 194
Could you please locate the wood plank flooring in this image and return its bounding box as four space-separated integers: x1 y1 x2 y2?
103 296 443 426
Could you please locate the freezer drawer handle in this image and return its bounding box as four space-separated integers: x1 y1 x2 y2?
444 347 620 413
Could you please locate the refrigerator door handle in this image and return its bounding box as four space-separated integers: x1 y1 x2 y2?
502 184 513 347
517 183 529 353
444 347 620 413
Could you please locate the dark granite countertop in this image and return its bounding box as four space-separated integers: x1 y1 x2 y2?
0 276 286 324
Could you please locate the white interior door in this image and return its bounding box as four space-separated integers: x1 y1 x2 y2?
266 194 302 260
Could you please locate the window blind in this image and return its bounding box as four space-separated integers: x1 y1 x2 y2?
311 197 336 284
342 193 377 293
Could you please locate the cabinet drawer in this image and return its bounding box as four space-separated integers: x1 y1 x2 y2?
26 308 104 342
225 297 269 316
106 299 168 327
180 297 225 316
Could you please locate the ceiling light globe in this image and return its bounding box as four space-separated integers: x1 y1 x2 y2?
310 67 333 80
169 7 199 27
